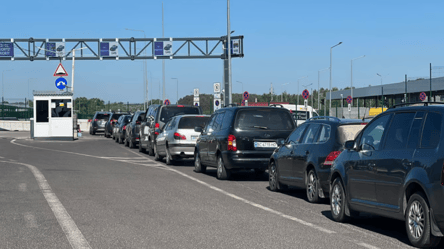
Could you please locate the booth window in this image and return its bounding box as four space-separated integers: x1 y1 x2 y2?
51 99 72 117
36 100 49 123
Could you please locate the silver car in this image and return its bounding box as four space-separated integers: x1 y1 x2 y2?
154 114 211 165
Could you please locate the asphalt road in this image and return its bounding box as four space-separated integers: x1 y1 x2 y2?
0 131 433 249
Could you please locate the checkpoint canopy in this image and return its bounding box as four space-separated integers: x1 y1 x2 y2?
33 91 74 140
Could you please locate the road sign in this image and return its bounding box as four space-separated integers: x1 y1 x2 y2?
194 102 199 106
164 99 170 105
154 41 164 56
302 89 309 100
214 83 221 93
0 42 14 57
100 42 119 57
53 63 68 77
304 99 308 108
215 99 220 106
243 91 249 100
194 97 199 102
163 41 173 56
245 100 248 106
348 104 351 112
55 77 67 90
194 88 199 97
214 93 221 99
214 99 221 111
241 99 246 106
419 92 427 101
346 95 353 104
46 42 65 57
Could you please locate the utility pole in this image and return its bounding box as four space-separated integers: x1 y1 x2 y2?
329 42 342 112
227 0 232 105
430 63 433 102
162 2 166 103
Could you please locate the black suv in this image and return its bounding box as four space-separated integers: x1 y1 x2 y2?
89 111 111 135
104 112 128 138
329 103 444 248
268 117 367 203
194 106 295 180
124 111 145 148
139 104 202 155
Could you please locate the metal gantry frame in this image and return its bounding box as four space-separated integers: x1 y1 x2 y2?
0 36 244 61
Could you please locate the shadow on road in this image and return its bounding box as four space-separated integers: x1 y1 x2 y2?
197 168 269 182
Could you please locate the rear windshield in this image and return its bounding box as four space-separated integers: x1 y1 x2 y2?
111 114 124 121
178 116 210 129
96 113 109 120
159 107 200 122
235 109 295 130
337 124 366 144
123 115 132 123
294 111 309 120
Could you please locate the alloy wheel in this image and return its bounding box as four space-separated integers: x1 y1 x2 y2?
331 184 342 216
307 172 316 200
269 163 277 190
408 200 425 239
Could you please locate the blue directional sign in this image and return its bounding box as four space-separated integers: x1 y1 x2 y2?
0 42 14 57
55 77 67 90
154 41 164 56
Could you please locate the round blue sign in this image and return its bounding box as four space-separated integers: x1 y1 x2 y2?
164 99 170 105
243 91 249 100
195 103 199 106
55 77 67 90
419 92 427 101
302 89 310 100
215 100 220 106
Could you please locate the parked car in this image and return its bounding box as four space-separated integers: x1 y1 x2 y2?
124 111 145 148
105 112 128 138
154 115 210 164
113 115 132 143
89 112 111 135
194 106 295 180
329 103 444 248
268 116 367 203
139 104 202 155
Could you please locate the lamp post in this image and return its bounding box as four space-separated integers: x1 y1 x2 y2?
318 68 329 110
171 78 179 104
340 93 343 117
126 28 148 109
329 42 342 112
297 76 308 105
71 47 88 95
377 73 384 112
351 55 365 106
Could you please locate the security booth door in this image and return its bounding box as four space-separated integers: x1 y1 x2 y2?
35 100 50 137
50 99 73 137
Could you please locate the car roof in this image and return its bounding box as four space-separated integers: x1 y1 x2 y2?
220 106 290 112
306 116 367 125
386 104 444 113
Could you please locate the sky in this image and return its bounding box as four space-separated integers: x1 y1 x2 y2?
1 0 444 104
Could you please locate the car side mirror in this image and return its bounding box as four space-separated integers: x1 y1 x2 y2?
344 140 354 150
194 126 203 133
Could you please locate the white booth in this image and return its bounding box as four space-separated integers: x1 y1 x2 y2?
33 91 74 140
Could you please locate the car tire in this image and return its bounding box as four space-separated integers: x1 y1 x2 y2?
306 169 320 203
194 151 206 173
165 146 173 165
148 140 155 156
330 178 347 222
92 130 95 135
405 192 441 248
129 139 135 149
124 137 129 147
115 136 119 143
269 161 279 191
154 144 163 161
139 141 146 153
119 137 124 144
216 155 230 180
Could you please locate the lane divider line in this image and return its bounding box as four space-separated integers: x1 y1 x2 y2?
0 160 91 249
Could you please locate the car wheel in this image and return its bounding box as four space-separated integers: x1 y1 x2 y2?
112 134 115 140
124 137 129 147
405 192 441 248
269 161 287 191
129 139 135 148
330 178 347 222
148 140 155 156
139 141 146 153
194 151 206 173
154 144 163 161
165 146 173 165
216 155 230 180
306 169 320 203
92 130 95 135
115 136 119 143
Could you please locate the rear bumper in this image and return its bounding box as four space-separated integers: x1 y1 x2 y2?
169 144 195 157
222 150 272 170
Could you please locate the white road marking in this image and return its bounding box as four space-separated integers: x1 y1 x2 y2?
19 183 27 192
24 212 38 228
357 242 381 249
0 156 4 158
0 160 91 249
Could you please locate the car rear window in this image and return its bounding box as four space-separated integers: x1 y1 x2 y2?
160 107 200 122
337 124 366 144
96 113 109 120
111 114 124 121
178 116 210 129
235 109 295 130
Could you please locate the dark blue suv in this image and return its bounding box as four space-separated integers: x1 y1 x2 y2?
329 103 444 248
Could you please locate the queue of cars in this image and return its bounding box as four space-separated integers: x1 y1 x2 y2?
89 102 444 248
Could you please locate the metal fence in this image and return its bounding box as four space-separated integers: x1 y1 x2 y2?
0 98 32 120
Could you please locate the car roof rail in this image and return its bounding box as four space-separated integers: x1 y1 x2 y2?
390 101 444 109
269 104 284 108
307 116 341 122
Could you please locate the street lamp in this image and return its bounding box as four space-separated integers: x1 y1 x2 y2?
171 78 179 104
71 47 88 95
2 69 14 103
126 28 148 109
340 93 344 117
351 55 365 106
318 68 329 110
329 42 342 112
297 76 308 105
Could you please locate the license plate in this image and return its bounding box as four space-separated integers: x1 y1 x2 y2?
191 135 198 140
254 142 277 148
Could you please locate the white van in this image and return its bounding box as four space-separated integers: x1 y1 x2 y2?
278 104 319 126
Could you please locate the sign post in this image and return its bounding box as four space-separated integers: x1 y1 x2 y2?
302 89 309 109
346 96 353 118
214 83 221 112
194 88 200 106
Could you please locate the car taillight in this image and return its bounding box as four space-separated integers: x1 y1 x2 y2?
94 119 98 122
177 105 184 107
361 123 368 125
324 151 341 166
228 134 237 151
174 132 186 140
88 119 91 122
155 123 160 128
123 126 126 130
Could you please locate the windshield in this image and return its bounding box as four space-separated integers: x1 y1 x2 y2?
159 107 200 123
178 116 210 129
111 113 124 121
235 109 294 130
294 111 309 120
